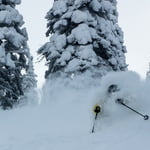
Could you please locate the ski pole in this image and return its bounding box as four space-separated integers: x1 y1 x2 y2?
116 99 149 120
92 105 101 133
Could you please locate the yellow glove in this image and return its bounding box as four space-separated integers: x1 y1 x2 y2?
93 104 101 114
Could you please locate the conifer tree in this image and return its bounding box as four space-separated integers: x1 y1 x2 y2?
0 0 36 109
38 0 127 79
22 56 37 93
146 63 150 80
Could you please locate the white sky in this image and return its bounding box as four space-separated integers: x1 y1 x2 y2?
18 0 150 87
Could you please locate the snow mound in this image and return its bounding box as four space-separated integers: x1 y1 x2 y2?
0 71 150 150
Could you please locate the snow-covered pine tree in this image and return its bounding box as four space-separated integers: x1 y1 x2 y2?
146 63 150 80
20 56 37 106
22 56 37 93
38 0 127 79
0 0 36 109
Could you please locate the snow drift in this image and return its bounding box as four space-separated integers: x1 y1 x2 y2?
0 71 150 150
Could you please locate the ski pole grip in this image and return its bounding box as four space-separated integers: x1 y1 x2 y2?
116 98 124 104
93 105 101 114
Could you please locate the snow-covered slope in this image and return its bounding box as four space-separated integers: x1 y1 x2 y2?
0 71 150 150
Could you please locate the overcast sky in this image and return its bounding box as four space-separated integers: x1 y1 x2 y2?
18 0 150 87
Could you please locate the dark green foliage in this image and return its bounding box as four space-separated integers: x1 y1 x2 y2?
0 0 35 109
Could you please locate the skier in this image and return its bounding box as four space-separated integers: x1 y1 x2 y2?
107 84 149 120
